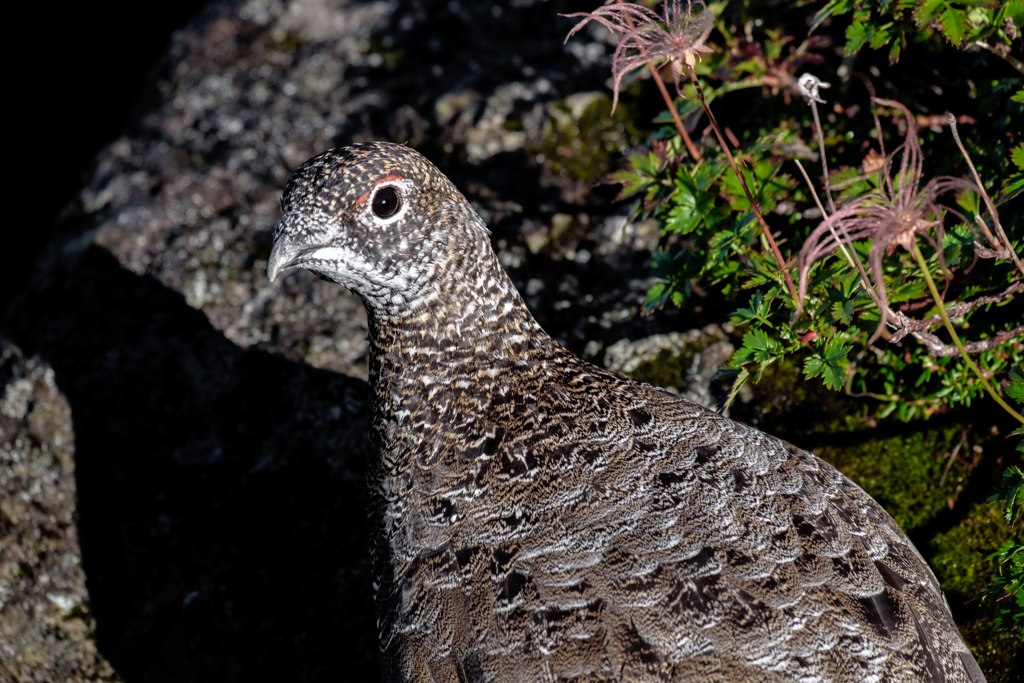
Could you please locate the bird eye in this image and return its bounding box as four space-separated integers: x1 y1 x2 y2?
371 186 401 219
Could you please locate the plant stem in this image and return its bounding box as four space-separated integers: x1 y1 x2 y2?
686 64 799 303
617 9 702 163
911 242 1023 424
947 114 1024 276
647 63 702 162
973 41 1024 76
808 100 836 214
793 159 885 315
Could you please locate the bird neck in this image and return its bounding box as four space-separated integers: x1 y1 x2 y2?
360 240 572 591
362 241 560 462
363 230 551 378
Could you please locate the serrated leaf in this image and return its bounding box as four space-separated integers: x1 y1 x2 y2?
988 466 1023 524
941 6 966 45
832 299 854 325
1013 87 1024 104
1009 365 1024 402
708 230 736 249
822 362 846 390
1012 144 1024 171
869 22 893 49
731 291 771 326
664 203 703 234
823 337 852 363
916 0 946 24
804 339 850 390
804 355 825 380
745 329 774 352
664 175 714 234
845 22 870 54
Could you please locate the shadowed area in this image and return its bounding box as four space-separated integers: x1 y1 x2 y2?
3 245 378 681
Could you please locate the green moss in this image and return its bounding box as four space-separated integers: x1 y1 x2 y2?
815 427 969 533
957 616 1020 683
745 359 867 435
932 501 1024 598
628 349 695 389
934 501 1024 679
532 93 642 186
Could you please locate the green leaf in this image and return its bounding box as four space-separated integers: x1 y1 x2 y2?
988 465 1024 525
733 329 779 366
869 22 894 50
644 283 669 310
730 291 772 326
845 24 869 55
663 171 715 234
804 337 851 390
723 367 750 412
822 361 846 391
832 299 854 325
804 355 825 380
664 203 702 234
1003 173 1024 200
823 337 851 363
1009 364 1024 403
1012 87 1024 104
1012 144 1024 171
888 32 903 63
941 6 967 45
810 0 849 34
916 0 947 24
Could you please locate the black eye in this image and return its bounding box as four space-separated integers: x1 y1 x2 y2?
371 186 401 219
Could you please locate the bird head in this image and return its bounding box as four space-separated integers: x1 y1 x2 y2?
267 141 489 310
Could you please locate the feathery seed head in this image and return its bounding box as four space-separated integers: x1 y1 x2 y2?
795 99 981 341
563 0 714 113
798 73 830 105
268 141 489 310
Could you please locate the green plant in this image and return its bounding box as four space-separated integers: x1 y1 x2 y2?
811 0 1024 69
585 0 1022 423
981 466 1024 640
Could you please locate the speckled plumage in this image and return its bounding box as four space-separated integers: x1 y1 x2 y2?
268 142 984 683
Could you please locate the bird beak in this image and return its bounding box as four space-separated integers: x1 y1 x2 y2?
267 237 311 283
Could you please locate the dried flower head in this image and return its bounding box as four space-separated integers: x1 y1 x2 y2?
796 99 981 342
564 0 715 113
798 73 830 105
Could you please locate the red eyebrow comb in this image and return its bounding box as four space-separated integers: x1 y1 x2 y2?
356 173 405 207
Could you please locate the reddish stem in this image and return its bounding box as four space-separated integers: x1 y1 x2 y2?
687 64 798 302
618 8 701 162
647 62 702 162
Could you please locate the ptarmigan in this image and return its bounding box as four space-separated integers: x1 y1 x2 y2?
267 141 984 683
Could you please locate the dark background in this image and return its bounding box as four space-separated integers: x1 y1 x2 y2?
6 2 208 315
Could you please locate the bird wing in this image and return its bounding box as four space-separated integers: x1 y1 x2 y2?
380 369 983 683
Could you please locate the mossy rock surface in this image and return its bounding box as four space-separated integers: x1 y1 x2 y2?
532 92 643 187
815 427 973 534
